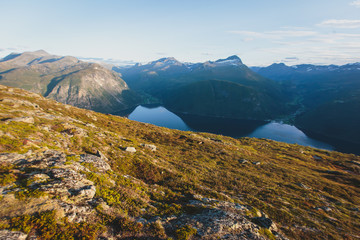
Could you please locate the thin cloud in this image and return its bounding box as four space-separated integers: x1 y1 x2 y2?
284 57 299 60
228 31 264 37
281 57 299 63
350 0 360 7
268 30 317 37
318 19 360 28
235 27 360 66
228 30 317 40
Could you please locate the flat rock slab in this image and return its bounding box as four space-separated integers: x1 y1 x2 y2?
0 230 28 240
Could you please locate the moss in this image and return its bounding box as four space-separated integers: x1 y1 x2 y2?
175 225 197 240
0 172 17 186
14 189 47 200
65 155 80 163
156 203 182 216
258 228 276 240
96 186 145 216
0 163 17 186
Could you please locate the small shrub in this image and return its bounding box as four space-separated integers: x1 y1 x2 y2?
157 203 182 216
0 172 16 186
149 221 166 238
112 217 143 234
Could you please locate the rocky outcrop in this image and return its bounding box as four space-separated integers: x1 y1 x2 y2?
80 153 111 172
0 150 111 223
152 197 287 239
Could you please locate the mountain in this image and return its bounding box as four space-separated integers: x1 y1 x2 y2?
115 56 290 120
0 50 140 113
0 84 359 239
252 62 360 148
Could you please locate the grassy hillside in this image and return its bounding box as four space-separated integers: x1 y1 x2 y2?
0 85 359 239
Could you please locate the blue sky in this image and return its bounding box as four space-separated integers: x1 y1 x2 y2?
0 0 360 66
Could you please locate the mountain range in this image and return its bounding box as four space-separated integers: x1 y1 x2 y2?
115 56 290 120
0 50 140 113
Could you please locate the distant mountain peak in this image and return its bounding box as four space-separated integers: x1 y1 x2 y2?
226 55 242 61
149 57 183 68
153 57 179 63
32 49 50 55
271 63 287 66
215 55 243 64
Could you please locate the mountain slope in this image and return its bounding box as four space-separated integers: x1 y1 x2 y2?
116 56 290 120
0 84 359 239
0 50 140 113
163 80 284 119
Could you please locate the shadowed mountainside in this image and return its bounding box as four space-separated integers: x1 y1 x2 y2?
252 62 360 150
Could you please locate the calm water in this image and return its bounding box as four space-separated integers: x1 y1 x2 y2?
126 105 334 151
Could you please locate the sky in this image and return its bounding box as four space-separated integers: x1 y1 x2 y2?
0 0 360 66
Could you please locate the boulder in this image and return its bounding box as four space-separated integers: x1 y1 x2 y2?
80 154 111 172
75 185 96 199
252 216 278 231
125 147 136 153
141 143 157 151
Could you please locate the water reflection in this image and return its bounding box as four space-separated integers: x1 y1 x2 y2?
121 105 334 151
248 122 333 150
177 113 266 137
128 105 191 131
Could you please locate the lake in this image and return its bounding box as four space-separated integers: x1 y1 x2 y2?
124 105 335 151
